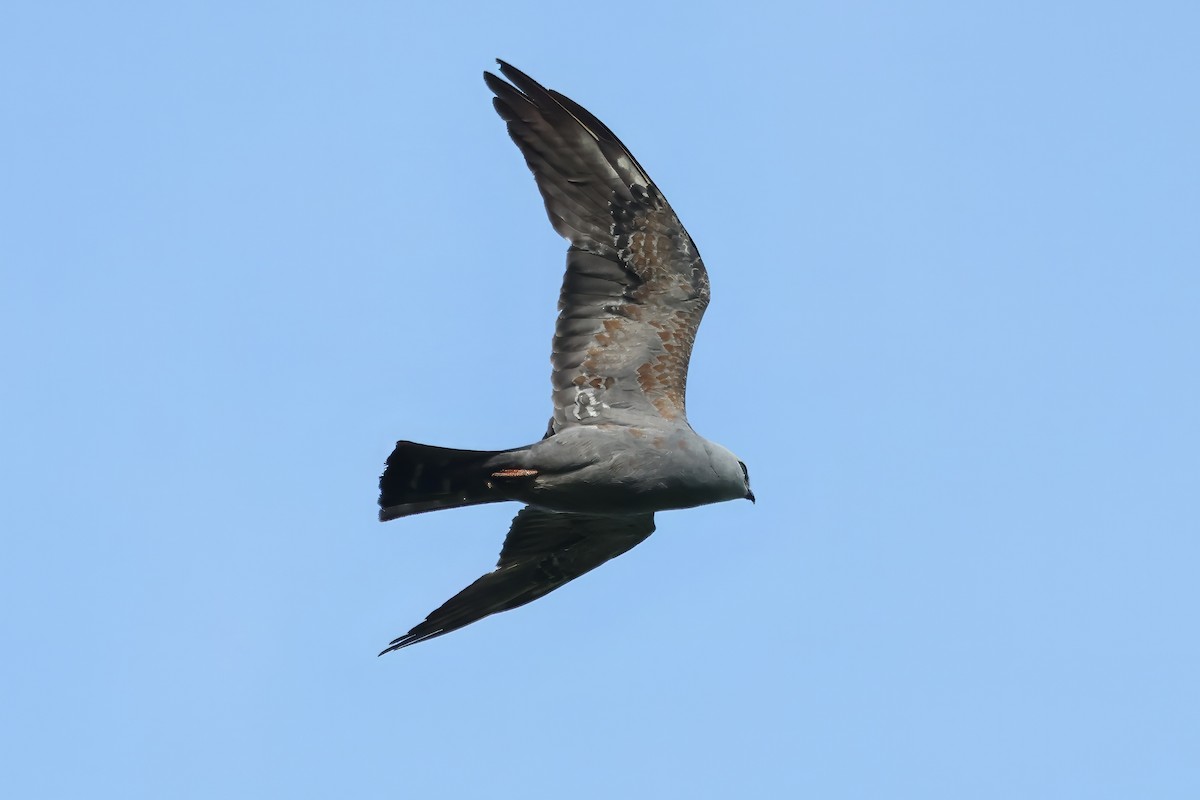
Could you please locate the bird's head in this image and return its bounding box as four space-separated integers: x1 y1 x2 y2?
703 441 755 505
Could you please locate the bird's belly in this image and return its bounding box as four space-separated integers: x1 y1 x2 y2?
523 455 718 514
517 423 722 513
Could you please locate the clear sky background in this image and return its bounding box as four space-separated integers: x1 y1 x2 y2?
3 2 1197 798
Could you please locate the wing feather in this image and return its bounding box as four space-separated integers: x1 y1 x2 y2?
486 61 710 431
380 508 654 653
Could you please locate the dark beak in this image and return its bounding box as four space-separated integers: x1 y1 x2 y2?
745 490 756 504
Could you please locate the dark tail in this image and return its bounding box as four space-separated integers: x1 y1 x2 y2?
378 441 530 522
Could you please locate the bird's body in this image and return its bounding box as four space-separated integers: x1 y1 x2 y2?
376 61 752 653
381 424 747 519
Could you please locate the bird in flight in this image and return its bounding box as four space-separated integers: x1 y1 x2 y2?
377 60 753 653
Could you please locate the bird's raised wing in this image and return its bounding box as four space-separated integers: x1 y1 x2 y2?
485 61 710 433
379 507 654 653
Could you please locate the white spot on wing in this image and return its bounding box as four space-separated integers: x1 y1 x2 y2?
572 388 609 420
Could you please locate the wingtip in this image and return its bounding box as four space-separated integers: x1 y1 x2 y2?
485 58 512 84
482 71 508 98
378 635 408 656
491 60 549 100
378 629 442 655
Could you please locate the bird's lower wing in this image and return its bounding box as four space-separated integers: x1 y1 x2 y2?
380 507 655 653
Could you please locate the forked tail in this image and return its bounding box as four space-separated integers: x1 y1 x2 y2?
378 441 531 521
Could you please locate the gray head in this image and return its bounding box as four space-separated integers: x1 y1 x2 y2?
704 442 755 504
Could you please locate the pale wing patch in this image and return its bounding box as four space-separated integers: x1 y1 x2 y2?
487 63 712 432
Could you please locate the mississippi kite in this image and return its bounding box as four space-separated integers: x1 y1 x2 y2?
377 61 753 653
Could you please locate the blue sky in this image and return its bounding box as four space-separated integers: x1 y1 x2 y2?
3 2 1198 797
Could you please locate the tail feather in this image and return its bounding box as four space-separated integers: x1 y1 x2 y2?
378 441 526 522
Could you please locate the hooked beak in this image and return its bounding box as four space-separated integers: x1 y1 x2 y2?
745 490 756 504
